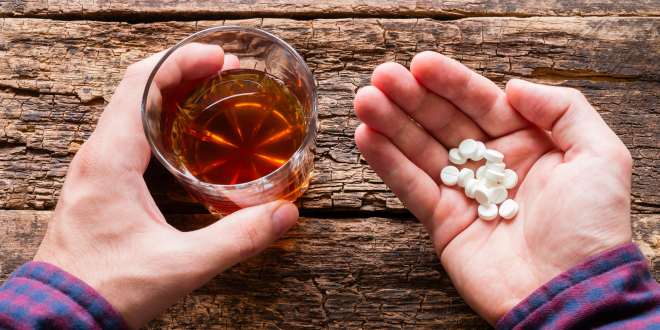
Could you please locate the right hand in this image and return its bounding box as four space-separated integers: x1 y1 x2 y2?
353 51 632 324
34 43 300 329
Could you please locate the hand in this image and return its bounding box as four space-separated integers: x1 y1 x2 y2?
353 51 632 324
33 44 300 329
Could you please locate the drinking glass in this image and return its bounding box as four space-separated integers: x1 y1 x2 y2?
141 26 317 215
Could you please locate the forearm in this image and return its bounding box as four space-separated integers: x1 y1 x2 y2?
497 243 660 329
0 262 128 330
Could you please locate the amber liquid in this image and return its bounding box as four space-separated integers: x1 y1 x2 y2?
161 69 310 213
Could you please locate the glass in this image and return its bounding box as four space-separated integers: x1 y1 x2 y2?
141 26 317 215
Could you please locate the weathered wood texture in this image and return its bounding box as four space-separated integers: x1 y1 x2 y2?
1 17 658 213
1 0 659 19
0 210 657 329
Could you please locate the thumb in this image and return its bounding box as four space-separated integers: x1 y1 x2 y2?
505 79 623 156
185 201 299 273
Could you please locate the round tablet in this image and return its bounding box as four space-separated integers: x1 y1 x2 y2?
458 139 478 159
486 162 505 173
503 169 518 189
471 141 486 161
484 149 504 163
448 148 467 165
499 199 519 219
485 169 506 184
440 166 460 186
476 166 487 179
489 187 508 204
475 184 491 205
464 178 479 198
478 203 498 221
457 168 475 187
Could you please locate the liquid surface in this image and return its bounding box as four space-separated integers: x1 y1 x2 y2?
166 69 305 185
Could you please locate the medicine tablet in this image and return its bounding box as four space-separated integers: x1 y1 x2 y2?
471 141 486 161
474 184 491 205
503 169 518 189
499 199 519 219
464 178 479 198
440 166 460 186
476 166 487 179
458 139 478 159
485 169 506 184
457 168 475 187
486 162 505 174
489 187 508 204
449 148 467 165
478 203 498 221
484 149 504 163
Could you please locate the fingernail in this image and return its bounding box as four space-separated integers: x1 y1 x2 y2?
272 202 299 235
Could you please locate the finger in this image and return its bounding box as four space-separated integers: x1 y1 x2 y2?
370 62 487 147
410 51 528 137
355 124 476 251
505 79 628 160
88 43 227 174
223 54 240 70
354 86 448 182
186 201 299 273
147 43 226 90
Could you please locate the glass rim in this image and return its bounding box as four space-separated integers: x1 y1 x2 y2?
140 25 318 190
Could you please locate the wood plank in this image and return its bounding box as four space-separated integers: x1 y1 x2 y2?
0 17 658 213
0 210 657 328
1 0 659 19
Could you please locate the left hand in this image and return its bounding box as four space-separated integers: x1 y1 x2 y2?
33 43 300 329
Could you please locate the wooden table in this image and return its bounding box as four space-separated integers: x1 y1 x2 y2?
1 1 658 328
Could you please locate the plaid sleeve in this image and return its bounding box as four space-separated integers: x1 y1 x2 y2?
0 261 128 330
497 242 660 330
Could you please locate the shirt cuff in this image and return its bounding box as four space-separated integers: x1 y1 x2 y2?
1 261 128 330
496 242 660 329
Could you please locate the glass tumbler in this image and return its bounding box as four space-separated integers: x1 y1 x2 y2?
141 26 317 215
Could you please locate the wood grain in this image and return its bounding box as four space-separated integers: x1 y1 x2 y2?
1 17 658 213
1 0 659 20
0 210 657 329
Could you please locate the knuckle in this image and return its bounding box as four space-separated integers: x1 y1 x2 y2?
125 61 143 74
565 87 586 103
123 61 149 80
613 144 633 169
69 142 103 179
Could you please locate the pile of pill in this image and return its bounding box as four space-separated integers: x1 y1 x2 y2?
440 139 519 221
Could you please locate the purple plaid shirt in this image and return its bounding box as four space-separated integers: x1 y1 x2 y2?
0 244 657 329
0 262 127 330
497 243 660 329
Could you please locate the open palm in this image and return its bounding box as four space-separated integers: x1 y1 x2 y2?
353 51 632 324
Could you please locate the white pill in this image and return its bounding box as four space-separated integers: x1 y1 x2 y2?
476 165 487 179
458 139 478 159
474 184 491 205
484 149 504 163
440 166 460 186
489 187 508 204
485 169 506 184
499 199 519 219
471 141 486 161
478 203 498 221
448 148 467 165
464 178 479 198
457 168 475 187
486 162 505 174
503 169 518 189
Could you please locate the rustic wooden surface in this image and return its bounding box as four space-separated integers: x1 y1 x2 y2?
2 0 659 19
0 210 657 329
0 2 658 329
